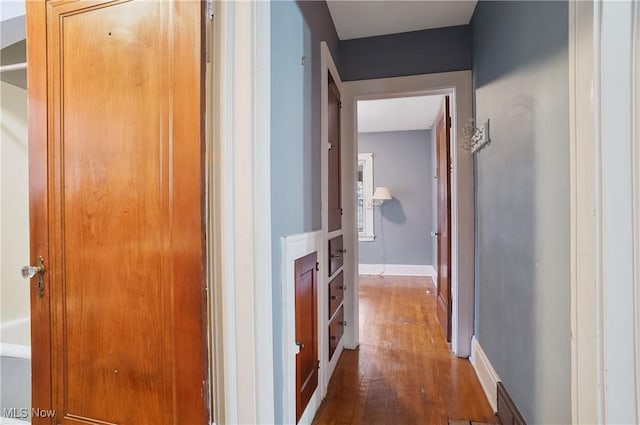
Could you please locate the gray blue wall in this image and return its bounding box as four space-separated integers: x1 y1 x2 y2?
358 130 435 266
0 356 31 421
339 25 472 81
270 1 339 422
471 1 570 423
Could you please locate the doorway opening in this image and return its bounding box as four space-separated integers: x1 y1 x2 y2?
339 71 475 359
355 93 450 338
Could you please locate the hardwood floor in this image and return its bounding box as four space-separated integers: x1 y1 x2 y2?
312 275 496 425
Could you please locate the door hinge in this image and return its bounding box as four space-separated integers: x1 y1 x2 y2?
317 360 320 370
447 116 452 129
339 101 343 109
340 208 343 216
206 0 215 20
315 262 320 272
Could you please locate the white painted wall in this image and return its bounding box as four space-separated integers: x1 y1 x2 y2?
0 80 30 346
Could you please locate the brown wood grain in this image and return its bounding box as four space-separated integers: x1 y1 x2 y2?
328 235 344 277
329 306 345 361
435 96 452 342
26 2 53 423
497 382 527 425
328 272 345 319
29 1 207 423
328 73 342 232
313 276 496 425
296 252 319 422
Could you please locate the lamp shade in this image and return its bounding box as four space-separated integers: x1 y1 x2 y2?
372 186 392 201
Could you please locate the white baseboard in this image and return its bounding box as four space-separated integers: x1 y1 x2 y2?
297 386 321 425
358 264 436 278
470 336 500 413
0 343 31 360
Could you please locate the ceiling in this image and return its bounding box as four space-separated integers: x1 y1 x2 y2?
326 0 477 40
357 95 444 133
0 1 24 22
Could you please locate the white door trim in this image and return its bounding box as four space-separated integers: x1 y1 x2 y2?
341 71 474 357
568 2 603 422
320 41 345 394
211 1 274 424
570 0 640 422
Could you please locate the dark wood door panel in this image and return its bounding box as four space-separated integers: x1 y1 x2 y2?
29 1 207 423
436 96 452 342
328 235 344 277
328 272 344 319
295 252 319 422
328 306 345 361
327 74 342 232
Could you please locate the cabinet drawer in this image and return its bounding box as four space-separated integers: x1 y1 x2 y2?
328 272 344 319
328 235 344 277
328 305 345 360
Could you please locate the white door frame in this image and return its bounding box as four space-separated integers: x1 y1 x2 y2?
340 71 474 357
320 42 346 391
210 1 274 424
569 0 640 423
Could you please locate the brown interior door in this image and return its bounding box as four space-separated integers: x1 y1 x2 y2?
327 74 342 232
295 252 318 422
26 1 208 423
435 96 452 342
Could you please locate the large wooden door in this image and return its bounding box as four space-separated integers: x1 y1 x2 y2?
295 252 318 422
26 1 208 424
327 75 342 232
435 96 452 342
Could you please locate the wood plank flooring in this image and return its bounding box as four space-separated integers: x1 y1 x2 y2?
312 275 496 425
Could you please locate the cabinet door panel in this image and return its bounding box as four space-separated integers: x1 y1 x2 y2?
28 2 207 423
327 75 342 232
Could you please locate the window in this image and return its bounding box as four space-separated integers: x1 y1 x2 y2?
358 153 374 241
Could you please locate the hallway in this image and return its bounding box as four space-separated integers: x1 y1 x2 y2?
312 275 495 425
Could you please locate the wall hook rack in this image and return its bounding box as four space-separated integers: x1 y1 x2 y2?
462 118 491 154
